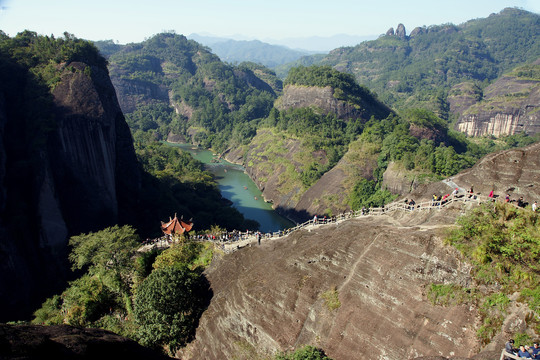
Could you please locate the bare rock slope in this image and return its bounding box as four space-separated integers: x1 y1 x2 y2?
180 207 480 360
182 142 540 360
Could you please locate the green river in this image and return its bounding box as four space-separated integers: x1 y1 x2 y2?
166 143 295 233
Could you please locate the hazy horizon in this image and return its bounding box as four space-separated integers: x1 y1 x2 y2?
0 0 538 52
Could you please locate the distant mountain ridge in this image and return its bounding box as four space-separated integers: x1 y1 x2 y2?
188 33 376 53
284 8 540 121
187 34 318 68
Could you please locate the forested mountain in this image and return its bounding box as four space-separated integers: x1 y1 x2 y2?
97 30 539 222
283 8 540 119
96 33 281 152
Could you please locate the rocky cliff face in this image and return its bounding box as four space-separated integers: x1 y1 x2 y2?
453 63 540 137
0 61 141 321
110 77 170 114
275 85 365 120
179 208 480 360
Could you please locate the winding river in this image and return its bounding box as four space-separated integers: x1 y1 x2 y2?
166 143 294 233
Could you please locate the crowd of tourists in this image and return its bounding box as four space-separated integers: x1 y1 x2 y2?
505 339 540 359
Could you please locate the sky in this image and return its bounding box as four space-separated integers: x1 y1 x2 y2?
0 0 538 50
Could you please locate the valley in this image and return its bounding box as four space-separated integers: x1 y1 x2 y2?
0 7 539 360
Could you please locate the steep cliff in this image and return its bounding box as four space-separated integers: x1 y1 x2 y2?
0 55 141 321
275 85 365 120
179 208 480 360
453 61 540 137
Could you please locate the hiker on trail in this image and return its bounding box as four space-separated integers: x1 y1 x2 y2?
532 343 540 358
452 188 458 196
505 339 517 359
313 215 317 224
257 232 261 245
506 194 510 203
489 189 494 198
468 185 474 198
518 345 532 358
530 343 540 358
517 196 525 208
533 201 537 212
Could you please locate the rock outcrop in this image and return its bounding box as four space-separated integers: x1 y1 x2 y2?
0 61 141 321
396 23 407 38
451 141 540 202
453 62 540 137
179 208 480 360
275 85 365 120
0 324 172 359
405 142 540 205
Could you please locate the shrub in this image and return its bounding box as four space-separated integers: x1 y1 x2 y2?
134 266 209 353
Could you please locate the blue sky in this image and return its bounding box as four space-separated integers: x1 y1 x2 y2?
0 0 538 46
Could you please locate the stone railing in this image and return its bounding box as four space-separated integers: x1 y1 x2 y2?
139 192 500 253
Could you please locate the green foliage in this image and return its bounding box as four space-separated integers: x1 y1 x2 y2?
447 203 540 283
134 265 208 353
476 293 511 345
103 33 279 152
302 8 540 114
427 284 475 306
445 203 540 342
152 239 208 270
275 345 333 360
513 332 533 348
320 287 341 311
32 295 63 325
69 225 140 295
60 275 118 326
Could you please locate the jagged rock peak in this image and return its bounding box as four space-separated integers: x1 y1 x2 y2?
396 23 407 38
386 27 395 36
409 26 425 37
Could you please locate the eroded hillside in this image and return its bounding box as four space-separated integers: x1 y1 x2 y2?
179 207 481 360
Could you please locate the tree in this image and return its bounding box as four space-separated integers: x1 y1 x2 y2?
69 225 140 297
133 265 209 353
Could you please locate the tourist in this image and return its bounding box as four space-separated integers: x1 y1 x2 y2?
506 194 510 203
468 185 474 198
313 215 317 224
517 196 525 208
452 188 458 196
532 201 537 212
530 343 540 358
489 189 494 198
518 345 532 358
505 339 517 359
